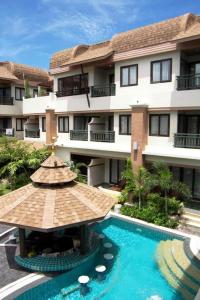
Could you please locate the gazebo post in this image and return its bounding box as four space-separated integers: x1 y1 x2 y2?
80 224 89 255
19 228 27 257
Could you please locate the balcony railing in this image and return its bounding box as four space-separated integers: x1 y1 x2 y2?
91 84 116 97
90 130 115 143
56 87 89 97
70 130 88 141
0 97 13 105
25 129 40 139
177 74 200 90
174 133 200 149
0 129 6 136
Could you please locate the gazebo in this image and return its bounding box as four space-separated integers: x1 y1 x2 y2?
0 155 115 271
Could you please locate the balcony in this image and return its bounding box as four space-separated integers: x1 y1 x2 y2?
90 130 115 143
91 84 116 97
56 87 89 98
70 130 88 141
0 97 13 105
177 74 200 90
25 129 40 139
174 133 200 149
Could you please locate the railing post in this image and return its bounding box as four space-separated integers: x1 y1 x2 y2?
88 124 91 141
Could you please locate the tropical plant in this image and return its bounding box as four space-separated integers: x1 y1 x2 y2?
152 161 172 215
133 167 152 209
38 87 47 97
66 161 88 183
24 79 31 99
171 181 191 202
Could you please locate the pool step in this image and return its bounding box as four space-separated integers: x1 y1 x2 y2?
156 239 200 300
181 211 200 230
171 240 200 286
157 243 194 300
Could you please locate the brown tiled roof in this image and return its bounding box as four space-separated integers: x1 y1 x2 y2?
50 41 112 69
0 66 18 81
0 61 52 86
31 155 77 184
0 155 115 231
41 155 65 167
50 13 200 69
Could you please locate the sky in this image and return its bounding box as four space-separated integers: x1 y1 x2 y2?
0 0 200 70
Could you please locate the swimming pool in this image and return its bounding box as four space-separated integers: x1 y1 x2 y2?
16 216 184 300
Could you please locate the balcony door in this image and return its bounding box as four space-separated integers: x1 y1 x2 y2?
74 116 91 130
178 115 200 134
109 159 125 184
0 87 11 98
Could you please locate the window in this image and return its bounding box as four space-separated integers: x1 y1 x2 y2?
42 117 46 132
109 159 126 184
33 89 38 97
151 59 172 83
57 74 88 96
120 65 138 86
149 114 170 136
58 116 69 133
15 87 25 100
16 118 25 131
119 115 131 135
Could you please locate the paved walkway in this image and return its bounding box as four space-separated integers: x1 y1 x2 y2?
0 225 30 289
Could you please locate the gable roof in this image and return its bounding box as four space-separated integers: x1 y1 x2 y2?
50 13 200 70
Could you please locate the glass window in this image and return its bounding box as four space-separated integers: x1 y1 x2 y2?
33 89 38 97
42 117 46 132
149 114 170 136
160 115 169 136
16 118 25 131
121 65 138 86
151 59 172 83
110 159 126 184
121 68 129 86
57 74 88 96
162 60 171 81
58 116 69 133
119 115 131 135
152 62 160 82
150 115 159 135
15 87 25 100
194 169 200 199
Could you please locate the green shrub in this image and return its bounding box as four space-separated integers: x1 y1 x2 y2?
121 204 179 229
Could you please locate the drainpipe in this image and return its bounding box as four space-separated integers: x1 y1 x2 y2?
81 64 90 108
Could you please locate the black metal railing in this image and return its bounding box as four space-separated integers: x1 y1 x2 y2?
25 129 40 138
177 74 200 90
0 97 13 105
90 130 115 143
91 84 116 97
174 133 200 149
70 130 88 141
56 87 89 97
0 128 14 136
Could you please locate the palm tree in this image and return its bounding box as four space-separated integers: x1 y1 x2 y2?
133 167 152 209
66 161 88 183
152 161 172 215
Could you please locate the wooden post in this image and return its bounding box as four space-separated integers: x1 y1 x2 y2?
19 228 27 257
80 224 89 255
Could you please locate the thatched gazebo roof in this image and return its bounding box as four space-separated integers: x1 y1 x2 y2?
0 155 115 232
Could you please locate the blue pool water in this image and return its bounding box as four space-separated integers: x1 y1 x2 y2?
16 217 184 300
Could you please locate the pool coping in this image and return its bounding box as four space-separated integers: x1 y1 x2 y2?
109 211 196 239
